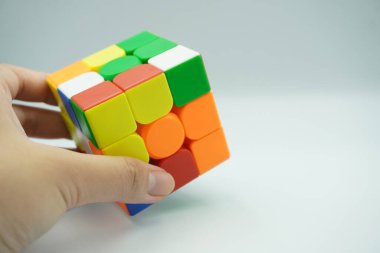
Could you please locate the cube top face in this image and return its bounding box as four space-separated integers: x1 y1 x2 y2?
148 45 200 71
47 31 230 216
117 31 159 54
47 61 91 86
82 45 125 71
113 64 162 91
99 55 142 81
58 72 104 99
133 37 177 63
71 81 123 111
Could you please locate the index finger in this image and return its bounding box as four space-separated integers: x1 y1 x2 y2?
0 64 56 105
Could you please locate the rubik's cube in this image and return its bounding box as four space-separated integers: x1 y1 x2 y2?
47 31 230 216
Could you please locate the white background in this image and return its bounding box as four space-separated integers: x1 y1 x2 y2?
0 0 379 252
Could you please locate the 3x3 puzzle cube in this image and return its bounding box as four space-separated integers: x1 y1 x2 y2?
47 31 230 216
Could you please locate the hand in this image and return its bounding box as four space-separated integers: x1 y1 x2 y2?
0 64 175 253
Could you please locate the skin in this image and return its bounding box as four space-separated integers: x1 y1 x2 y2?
0 64 175 253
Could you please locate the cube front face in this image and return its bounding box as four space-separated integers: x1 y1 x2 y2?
85 94 137 149
125 73 173 124
47 31 230 216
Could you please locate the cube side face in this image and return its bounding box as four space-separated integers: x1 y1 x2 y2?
47 31 229 217
149 46 211 106
164 55 211 106
125 204 152 216
71 101 98 147
157 148 199 191
138 113 185 159
58 89 82 129
174 92 221 140
189 128 230 174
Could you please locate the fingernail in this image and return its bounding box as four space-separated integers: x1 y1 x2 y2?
148 170 175 196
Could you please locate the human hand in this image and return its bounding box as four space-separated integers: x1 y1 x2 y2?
0 64 175 253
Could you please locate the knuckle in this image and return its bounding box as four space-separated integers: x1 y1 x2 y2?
45 150 83 208
120 158 148 197
0 64 9 73
0 64 18 98
56 176 81 209
0 64 14 82
0 65 9 93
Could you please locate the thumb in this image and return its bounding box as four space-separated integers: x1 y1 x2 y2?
51 148 175 208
